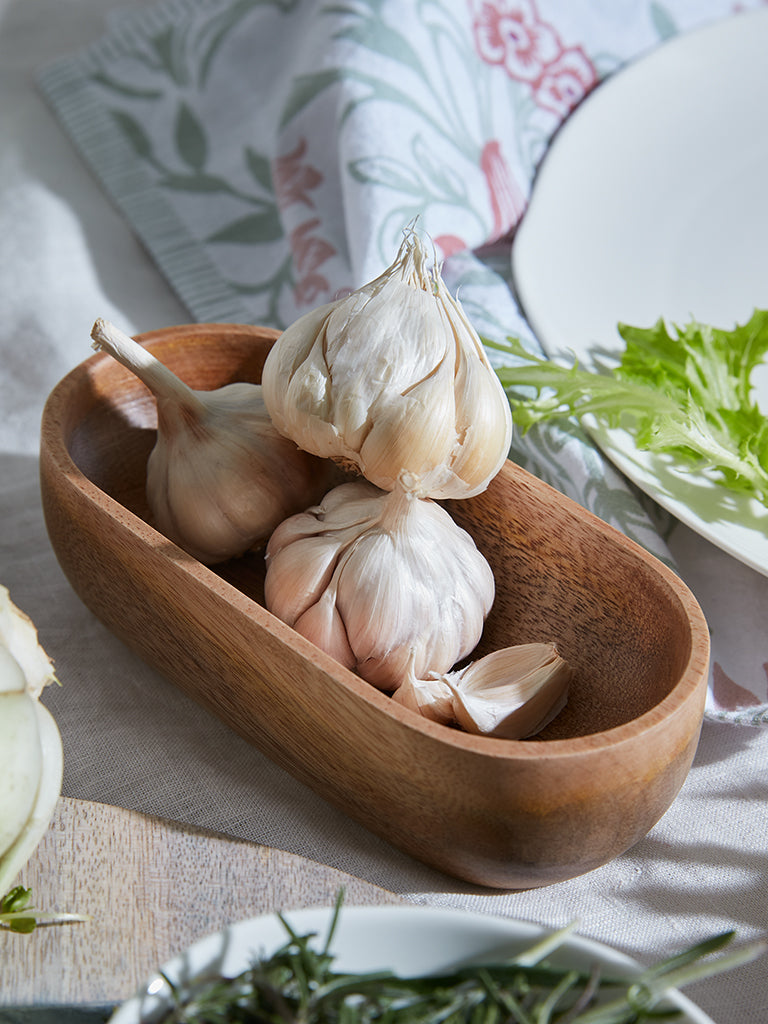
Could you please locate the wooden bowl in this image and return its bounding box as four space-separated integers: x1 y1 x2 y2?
39 323 710 889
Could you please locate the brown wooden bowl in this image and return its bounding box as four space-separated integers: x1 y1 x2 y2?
39 323 710 889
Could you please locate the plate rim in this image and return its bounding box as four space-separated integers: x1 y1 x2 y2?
510 8 768 578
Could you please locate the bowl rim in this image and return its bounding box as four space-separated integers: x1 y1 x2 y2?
107 904 716 1024
41 322 711 760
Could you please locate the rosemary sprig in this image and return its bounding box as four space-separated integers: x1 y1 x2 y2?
154 893 766 1024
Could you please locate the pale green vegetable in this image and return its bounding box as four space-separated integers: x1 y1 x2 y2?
0 678 64 896
0 646 44 861
0 586 84 931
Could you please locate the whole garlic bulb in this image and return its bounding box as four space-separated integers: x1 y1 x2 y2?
393 642 572 740
261 230 513 500
264 477 495 690
91 319 332 565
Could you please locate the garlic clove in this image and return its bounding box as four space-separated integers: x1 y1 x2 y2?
448 332 515 495
264 533 340 627
293 588 356 671
265 481 387 626
444 642 572 739
332 481 494 689
91 318 332 565
261 302 337 427
357 361 459 497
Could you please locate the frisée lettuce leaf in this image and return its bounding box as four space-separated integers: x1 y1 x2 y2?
489 309 768 507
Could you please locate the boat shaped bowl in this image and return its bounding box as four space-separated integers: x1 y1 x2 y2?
39 323 710 889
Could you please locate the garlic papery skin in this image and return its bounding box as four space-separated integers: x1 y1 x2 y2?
443 642 572 740
391 655 455 725
261 230 513 499
0 585 58 700
91 318 332 565
0 587 63 894
264 478 495 690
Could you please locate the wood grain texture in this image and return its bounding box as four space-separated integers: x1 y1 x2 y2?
2 797 400 1007
39 324 711 889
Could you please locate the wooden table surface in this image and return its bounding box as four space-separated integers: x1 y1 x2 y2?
2 797 402 1010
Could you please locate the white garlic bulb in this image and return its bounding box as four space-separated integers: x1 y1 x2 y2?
261 230 513 500
392 642 572 740
90 319 332 565
264 477 495 690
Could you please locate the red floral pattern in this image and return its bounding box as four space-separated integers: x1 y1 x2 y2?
433 234 467 257
711 661 766 712
290 218 335 304
273 138 323 209
480 139 526 239
470 0 597 116
272 138 336 304
472 0 559 82
534 45 597 117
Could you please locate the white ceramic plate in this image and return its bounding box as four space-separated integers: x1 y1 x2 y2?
108 904 715 1024
512 9 768 576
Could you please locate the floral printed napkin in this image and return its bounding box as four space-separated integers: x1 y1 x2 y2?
38 0 768 725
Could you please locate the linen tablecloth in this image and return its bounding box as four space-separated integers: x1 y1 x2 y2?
1 1 767 1020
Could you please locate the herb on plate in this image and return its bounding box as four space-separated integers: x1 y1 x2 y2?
152 893 766 1024
489 310 768 507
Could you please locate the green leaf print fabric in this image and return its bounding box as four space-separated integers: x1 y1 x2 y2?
38 0 768 724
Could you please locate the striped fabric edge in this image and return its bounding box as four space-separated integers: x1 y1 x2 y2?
704 703 768 728
37 52 257 328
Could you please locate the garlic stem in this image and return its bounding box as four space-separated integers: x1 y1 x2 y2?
376 472 417 530
91 318 204 416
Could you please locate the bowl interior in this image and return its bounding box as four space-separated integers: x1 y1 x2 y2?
60 325 704 741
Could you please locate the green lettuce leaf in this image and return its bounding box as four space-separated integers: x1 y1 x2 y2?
489 310 768 507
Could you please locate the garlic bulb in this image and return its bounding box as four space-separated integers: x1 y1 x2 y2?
264 477 495 690
393 642 572 739
0 586 63 895
91 319 332 565
261 230 513 499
